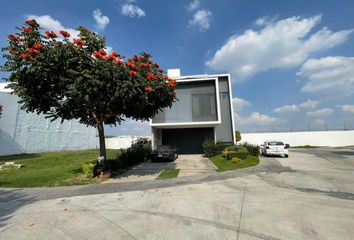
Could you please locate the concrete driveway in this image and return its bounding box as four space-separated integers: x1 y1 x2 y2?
104 154 216 183
1 147 354 239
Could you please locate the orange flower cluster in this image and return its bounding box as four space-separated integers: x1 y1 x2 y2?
115 60 123 65
147 73 154 80
60 30 70 38
125 61 139 71
73 38 85 48
23 27 32 33
8 34 20 42
28 48 40 55
140 63 150 68
25 20 39 28
167 79 176 88
33 43 42 49
145 87 153 93
129 71 137 76
21 53 29 59
45 31 57 38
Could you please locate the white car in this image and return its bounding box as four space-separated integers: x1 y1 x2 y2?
260 141 289 158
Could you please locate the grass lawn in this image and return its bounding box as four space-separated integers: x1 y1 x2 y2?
156 169 180 180
0 149 119 188
210 155 260 172
290 145 318 148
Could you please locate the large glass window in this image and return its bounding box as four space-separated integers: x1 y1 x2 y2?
192 93 216 116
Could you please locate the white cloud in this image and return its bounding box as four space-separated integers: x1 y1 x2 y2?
338 105 354 114
235 112 283 126
121 2 146 18
298 99 319 109
105 46 113 54
274 105 300 113
206 15 353 82
232 97 251 111
306 108 333 118
298 56 354 97
93 9 110 31
188 10 212 31
274 99 319 113
25 14 79 39
186 0 201 11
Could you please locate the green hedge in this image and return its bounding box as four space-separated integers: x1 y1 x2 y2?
203 140 233 157
109 141 152 171
238 142 260 156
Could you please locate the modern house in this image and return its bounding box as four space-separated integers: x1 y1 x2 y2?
150 69 235 154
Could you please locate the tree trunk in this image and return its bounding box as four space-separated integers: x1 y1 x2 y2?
97 121 107 160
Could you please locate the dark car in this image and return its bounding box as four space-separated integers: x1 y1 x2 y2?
150 145 178 162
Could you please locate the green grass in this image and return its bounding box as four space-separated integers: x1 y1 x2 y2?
209 154 260 172
290 145 318 148
0 149 119 188
156 169 180 180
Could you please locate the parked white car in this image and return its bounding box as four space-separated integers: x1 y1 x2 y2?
260 141 289 158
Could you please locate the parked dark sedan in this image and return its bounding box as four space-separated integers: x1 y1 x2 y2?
150 145 178 162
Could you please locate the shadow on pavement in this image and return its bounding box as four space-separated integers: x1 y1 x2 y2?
111 160 177 180
0 189 37 228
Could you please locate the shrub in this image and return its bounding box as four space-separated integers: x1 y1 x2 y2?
110 141 152 171
203 140 217 157
82 162 95 178
203 140 232 157
222 146 249 160
239 142 260 156
234 148 249 159
230 157 241 163
235 130 241 143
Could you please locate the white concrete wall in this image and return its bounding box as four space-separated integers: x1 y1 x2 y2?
105 135 152 149
0 92 97 156
241 130 354 147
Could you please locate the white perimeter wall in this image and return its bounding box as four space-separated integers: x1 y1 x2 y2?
0 92 97 156
241 130 354 147
105 136 152 149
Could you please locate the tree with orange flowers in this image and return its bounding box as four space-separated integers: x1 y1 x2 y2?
1 20 177 163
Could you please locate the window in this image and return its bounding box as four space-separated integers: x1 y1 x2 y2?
192 93 216 116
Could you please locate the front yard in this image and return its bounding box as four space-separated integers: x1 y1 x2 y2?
0 149 119 188
209 155 260 172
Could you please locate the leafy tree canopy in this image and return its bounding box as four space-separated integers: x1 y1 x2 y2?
1 20 177 159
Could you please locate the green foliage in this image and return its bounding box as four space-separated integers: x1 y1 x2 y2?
109 141 152 171
82 162 95 178
210 154 260 172
230 157 241 164
239 142 260 156
235 130 241 142
222 146 249 160
1 20 177 158
203 140 232 157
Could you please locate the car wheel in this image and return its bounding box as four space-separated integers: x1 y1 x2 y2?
285 154 289 158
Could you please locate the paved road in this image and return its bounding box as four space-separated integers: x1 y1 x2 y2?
1 147 354 239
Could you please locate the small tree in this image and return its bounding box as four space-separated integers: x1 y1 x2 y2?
235 130 242 144
1 20 177 160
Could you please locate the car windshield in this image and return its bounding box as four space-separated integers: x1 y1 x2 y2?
268 141 284 146
157 145 171 150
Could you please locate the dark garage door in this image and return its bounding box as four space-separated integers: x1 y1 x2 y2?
162 128 214 154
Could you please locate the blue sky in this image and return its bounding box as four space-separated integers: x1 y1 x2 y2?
1 0 354 135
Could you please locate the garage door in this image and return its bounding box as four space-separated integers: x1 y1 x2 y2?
162 128 214 154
